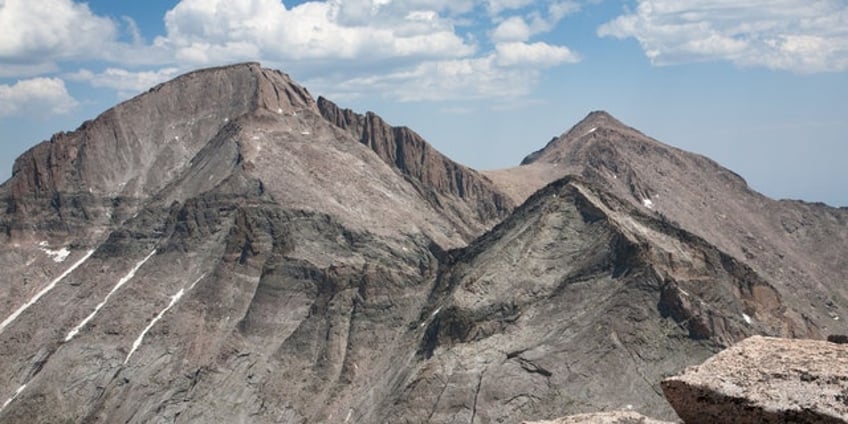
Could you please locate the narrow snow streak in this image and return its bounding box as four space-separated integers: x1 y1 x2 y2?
0 249 95 335
742 313 753 325
0 384 26 414
65 250 156 342
124 273 205 364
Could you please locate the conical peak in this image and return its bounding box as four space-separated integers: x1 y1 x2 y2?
585 110 614 120
520 110 633 165
574 110 628 132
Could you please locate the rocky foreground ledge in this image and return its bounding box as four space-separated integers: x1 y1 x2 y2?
530 336 848 423
662 335 848 423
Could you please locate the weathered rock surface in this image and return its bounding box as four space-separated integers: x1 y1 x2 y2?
484 110 848 342
662 335 848 423
0 63 511 423
380 177 802 422
317 96 514 238
524 411 675 424
0 63 846 423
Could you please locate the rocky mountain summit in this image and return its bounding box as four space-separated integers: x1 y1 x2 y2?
0 63 847 423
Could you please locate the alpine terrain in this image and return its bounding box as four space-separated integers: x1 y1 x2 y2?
0 63 846 423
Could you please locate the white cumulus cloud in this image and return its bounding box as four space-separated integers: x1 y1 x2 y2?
489 1 580 43
149 0 582 101
311 40 579 102
0 78 78 117
495 41 580 67
491 16 533 42
486 0 536 15
313 56 534 101
0 0 585 103
66 68 182 99
155 0 475 66
598 0 848 73
0 0 118 71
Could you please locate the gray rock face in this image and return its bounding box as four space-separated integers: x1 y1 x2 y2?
0 63 846 423
662 336 848 423
524 411 675 424
485 110 848 342
317 96 514 239
0 63 511 423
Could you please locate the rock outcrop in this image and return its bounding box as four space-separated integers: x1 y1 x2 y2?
662 335 848 423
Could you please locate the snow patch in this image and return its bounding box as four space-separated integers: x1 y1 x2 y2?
300 131 311 136
585 127 597 135
0 249 96 335
188 273 205 290
39 242 70 262
642 198 654 209
277 108 283 114
0 384 26 414
65 250 156 342
742 313 752 325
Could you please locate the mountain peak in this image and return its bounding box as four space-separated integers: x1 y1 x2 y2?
4 63 319 203
520 110 632 165
581 110 625 127
1 64 848 424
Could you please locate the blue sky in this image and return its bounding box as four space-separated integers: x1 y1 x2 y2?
0 0 846 206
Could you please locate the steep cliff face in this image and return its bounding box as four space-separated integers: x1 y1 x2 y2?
0 64 846 423
317 96 514 237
